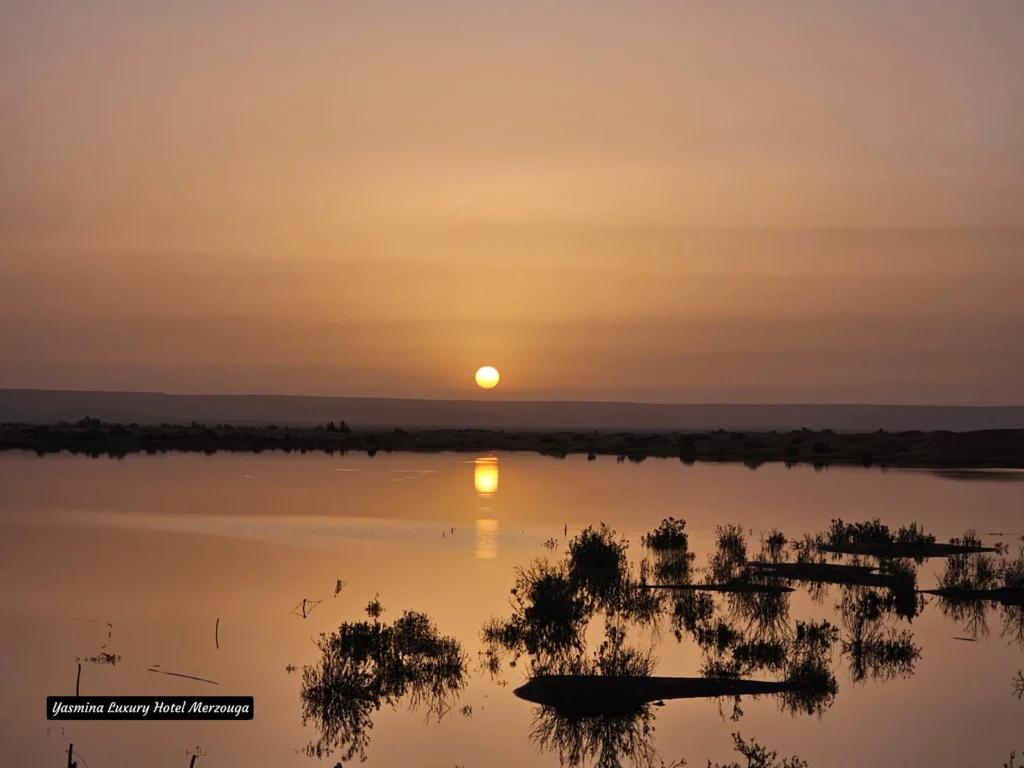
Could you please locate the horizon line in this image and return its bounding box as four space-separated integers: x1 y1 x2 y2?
3 387 1023 411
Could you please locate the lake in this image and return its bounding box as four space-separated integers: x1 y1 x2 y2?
1 451 1021 768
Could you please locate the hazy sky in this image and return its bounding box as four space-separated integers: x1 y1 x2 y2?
1 2 1022 404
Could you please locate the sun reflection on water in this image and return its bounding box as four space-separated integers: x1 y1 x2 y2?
474 457 499 496
475 518 500 560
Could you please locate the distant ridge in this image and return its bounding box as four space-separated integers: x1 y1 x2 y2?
2 389 1023 433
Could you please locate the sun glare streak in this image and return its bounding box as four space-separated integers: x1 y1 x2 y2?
474 518 500 561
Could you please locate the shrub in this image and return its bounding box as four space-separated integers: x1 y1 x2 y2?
642 517 691 551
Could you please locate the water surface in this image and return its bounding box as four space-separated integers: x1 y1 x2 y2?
0 452 1021 767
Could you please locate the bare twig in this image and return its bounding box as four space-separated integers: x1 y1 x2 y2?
290 596 327 619
146 669 219 685
75 664 81 696
75 653 119 666
215 618 220 650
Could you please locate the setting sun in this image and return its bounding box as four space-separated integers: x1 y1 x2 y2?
474 366 500 389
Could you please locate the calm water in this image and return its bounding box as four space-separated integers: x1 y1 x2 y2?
1 452 1022 768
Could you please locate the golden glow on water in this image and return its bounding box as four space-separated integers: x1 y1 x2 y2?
3 453 1024 767
474 457 499 496
474 518 500 560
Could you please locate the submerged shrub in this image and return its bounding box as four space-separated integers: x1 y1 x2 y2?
824 519 892 548
483 560 590 664
301 602 467 763
711 733 809 768
894 522 935 547
568 524 630 608
709 524 748 582
643 517 691 552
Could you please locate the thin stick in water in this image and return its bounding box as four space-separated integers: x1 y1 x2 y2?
189 755 198 768
75 663 81 696
215 618 219 650
67 743 74 768
146 668 219 685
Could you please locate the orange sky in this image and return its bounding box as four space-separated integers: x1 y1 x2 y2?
1 2 1022 403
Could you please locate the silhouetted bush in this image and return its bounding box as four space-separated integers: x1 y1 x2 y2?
301 601 466 763
643 518 691 552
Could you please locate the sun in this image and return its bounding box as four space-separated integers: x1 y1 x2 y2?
474 366 500 389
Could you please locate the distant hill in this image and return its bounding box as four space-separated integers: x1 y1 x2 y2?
1 389 1023 433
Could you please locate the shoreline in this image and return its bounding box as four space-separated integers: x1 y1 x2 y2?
2 421 1024 469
